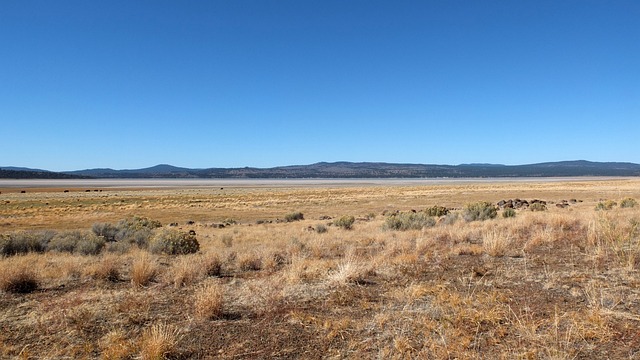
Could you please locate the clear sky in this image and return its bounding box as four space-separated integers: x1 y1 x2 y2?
1 1 638 171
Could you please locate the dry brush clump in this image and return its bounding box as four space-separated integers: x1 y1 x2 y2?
194 281 225 320
99 329 135 360
482 228 514 257
328 254 376 286
588 212 640 269
0 256 39 293
238 251 263 271
202 253 223 277
131 252 159 287
167 254 204 288
87 254 121 282
139 323 181 360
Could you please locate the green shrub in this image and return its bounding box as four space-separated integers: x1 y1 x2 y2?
502 208 517 218
425 205 449 217
48 231 105 255
620 198 638 208
334 216 355 230
150 229 199 255
315 224 328 234
285 212 304 222
384 212 436 231
595 200 617 211
462 202 497 222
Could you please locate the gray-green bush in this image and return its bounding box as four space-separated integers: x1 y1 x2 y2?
92 216 160 249
502 208 517 218
425 205 449 217
442 212 459 225
285 212 304 222
595 200 617 211
529 203 547 212
620 198 638 208
0 231 55 256
384 212 436 231
334 216 355 230
48 231 105 255
463 202 497 222
149 229 200 255
91 223 119 242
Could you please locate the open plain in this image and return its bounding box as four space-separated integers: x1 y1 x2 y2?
1 178 639 359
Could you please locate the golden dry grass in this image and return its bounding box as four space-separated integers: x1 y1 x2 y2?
193 281 224 320
1 178 639 358
130 252 159 287
139 323 181 360
0 255 39 293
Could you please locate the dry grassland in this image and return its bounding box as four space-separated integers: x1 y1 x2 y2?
1 178 639 359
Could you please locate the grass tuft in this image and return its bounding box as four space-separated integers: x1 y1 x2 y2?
139 323 181 360
0 259 39 293
194 281 224 320
131 252 158 287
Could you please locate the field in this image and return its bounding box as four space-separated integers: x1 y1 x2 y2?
1 178 640 359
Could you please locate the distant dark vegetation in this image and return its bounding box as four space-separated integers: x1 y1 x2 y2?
0 169 92 180
4 160 640 179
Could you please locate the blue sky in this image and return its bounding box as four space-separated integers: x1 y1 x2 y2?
1 1 638 171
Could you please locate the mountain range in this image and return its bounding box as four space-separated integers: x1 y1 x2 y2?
2 160 640 179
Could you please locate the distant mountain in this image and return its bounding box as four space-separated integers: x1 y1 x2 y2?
67 164 196 178
0 168 91 179
1 166 50 172
60 160 640 179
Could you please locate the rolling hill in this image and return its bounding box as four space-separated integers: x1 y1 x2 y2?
57 160 640 179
